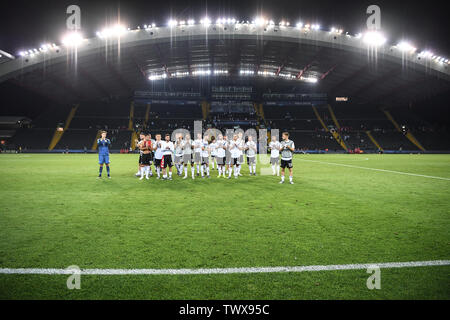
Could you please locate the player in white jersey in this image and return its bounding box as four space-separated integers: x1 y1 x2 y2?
161 133 174 180
153 134 163 179
228 134 242 179
245 135 257 176
223 135 231 176
135 133 146 177
237 132 244 176
193 133 203 176
269 136 281 176
279 132 295 184
182 134 195 179
215 134 227 178
174 134 184 176
201 135 211 178
209 138 217 171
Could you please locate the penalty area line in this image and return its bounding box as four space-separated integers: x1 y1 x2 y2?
298 159 450 181
0 260 449 275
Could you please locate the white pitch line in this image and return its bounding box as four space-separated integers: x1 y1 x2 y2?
0 260 449 275
298 159 450 181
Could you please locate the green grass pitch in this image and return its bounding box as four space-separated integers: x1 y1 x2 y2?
0 153 449 299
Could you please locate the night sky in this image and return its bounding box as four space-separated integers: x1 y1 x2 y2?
0 0 449 56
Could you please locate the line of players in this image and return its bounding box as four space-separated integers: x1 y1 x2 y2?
135 131 295 184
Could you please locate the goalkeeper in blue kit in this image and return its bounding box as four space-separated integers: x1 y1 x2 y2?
97 130 111 178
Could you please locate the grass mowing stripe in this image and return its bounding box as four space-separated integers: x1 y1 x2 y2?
1 260 449 275
298 159 450 181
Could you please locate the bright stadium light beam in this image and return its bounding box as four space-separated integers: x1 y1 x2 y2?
168 19 178 27
200 17 211 27
301 77 318 83
112 24 127 36
363 31 386 46
254 17 266 26
148 73 167 81
397 41 416 53
419 50 433 58
62 31 83 47
97 24 127 39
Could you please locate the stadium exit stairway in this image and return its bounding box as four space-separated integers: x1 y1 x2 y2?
365 131 384 151
383 110 425 151
48 105 78 150
312 105 348 151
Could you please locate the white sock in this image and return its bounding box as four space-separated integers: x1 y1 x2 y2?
218 167 222 175
229 168 232 177
201 166 204 176
271 165 276 174
169 172 172 178
196 164 199 173
157 167 161 177
184 167 188 176
140 167 144 177
234 166 239 177
253 164 256 173
281 175 285 182
145 166 149 177
206 167 210 176
249 165 253 174
289 175 293 182
277 165 280 176
191 166 195 177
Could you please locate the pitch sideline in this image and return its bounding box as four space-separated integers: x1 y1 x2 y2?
297 158 450 181
0 260 449 275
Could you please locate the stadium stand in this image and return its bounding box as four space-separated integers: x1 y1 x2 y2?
2 98 450 153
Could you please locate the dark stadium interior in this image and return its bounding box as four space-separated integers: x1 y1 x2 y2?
1 82 450 152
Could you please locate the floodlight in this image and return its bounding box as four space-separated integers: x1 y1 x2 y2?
363 31 386 46
62 32 83 47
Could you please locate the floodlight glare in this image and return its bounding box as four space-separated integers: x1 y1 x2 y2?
62 32 83 47
200 17 211 27
254 17 266 26
419 50 433 58
397 41 416 53
302 77 318 83
97 24 127 38
168 19 178 27
363 31 386 46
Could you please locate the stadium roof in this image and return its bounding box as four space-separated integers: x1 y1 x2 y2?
1 22 449 106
